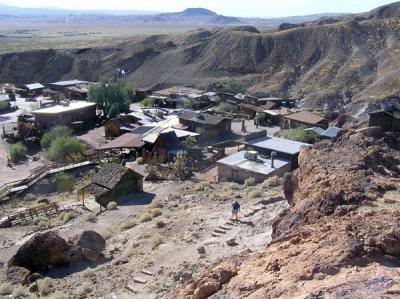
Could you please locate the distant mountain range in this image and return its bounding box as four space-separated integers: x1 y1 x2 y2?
0 3 344 26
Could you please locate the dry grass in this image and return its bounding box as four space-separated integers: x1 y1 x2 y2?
46 291 67 299
98 227 115 240
194 182 213 191
82 264 106 278
260 176 282 188
0 282 13 295
224 182 240 191
76 282 92 296
38 277 52 295
244 177 256 187
149 234 164 250
248 190 262 199
156 219 166 228
107 201 118 210
11 286 30 298
151 208 162 218
140 212 153 223
85 213 97 222
57 211 77 224
118 218 137 231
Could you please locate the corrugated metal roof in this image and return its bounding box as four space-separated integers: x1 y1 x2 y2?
322 127 341 138
246 136 311 155
218 151 289 176
25 83 45 90
50 79 89 86
284 111 325 125
97 133 143 150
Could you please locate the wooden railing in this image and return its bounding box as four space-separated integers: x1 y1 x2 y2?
3 202 60 227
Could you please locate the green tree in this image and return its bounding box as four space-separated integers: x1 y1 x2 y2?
215 102 235 113
9 142 27 163
55 172 75 193
170 151 193 180
219 79 245 94
46 136 87 162
41 126 71 149
183 136 197 147
88 79 133 119
283 127 320 144
141 98 153 107
255 113 268 126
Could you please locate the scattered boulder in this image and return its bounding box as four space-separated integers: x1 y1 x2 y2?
197 246 206 254
8 232 72 272
226 239 238 246
69 231 106 262
29 282 39 293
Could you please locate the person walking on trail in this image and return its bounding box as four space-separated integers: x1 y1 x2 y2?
231 200 241 220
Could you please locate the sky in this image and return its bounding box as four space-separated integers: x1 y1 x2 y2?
1 0 397 17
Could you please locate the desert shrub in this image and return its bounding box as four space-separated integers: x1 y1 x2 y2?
24 193 36 201
57 211 77 224
248 190 262 199
98 227 114 240
41 126 71 149
151 208 162 218
118 218 136 231
46 291 67 299
0 282 13 295
107 201 118 210
46 136 87 162
261 176 282 188
76 282 92 296
149 200 162 209
11 286 30 298
141 98 153 107
9 142 27 163
218 190 233 201
170 151 193 180
244 177 256 187
85 213 97 222
55 172 75 193
283 127 320 144
183 136 197 147
37 277 52 295
149 234 164 250
195 182 213 191
82 265 106 278
156 220 166 228
224 182 240 191
140 212 153 223
215 102 235 113
255 113 268 126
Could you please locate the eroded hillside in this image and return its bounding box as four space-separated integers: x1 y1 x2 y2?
175 127 400 298
2 4 400 112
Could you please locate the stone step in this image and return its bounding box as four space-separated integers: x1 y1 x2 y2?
219 225 232 231
211 232 220 237
133 277 147 284
226 221 238 226
214 229 226 234
141 269 154 276
125 285 138 293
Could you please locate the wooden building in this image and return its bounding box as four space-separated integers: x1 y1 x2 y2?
0 94 11 111
32 102 97 130
369 105 400 132
143 131 183 163
104 119 137 139
179 112 231 140
282 111 328 129
84 163 144 207
49 80 90 92
136 89 153 101
16 83 45 97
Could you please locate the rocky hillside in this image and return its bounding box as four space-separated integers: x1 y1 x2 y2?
175 127 400 298
1 3 400 112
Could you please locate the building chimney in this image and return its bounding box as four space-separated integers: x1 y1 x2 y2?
271 151 277 168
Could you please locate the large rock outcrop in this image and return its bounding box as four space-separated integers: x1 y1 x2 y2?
8 230 106 272
175 129 400 298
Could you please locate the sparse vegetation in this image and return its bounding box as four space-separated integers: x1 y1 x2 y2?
85 213 97 222
283 127 320 144
38 277 52 295
24 193 36 201
141 98 153 107
11 286 30 298
170 151 193 180
248 190 262 198
9 142 27 163
244 177 256 187
98 227 115 240
46 136 87 162
151 208 163 217
140 212 153 223
149 233 164 250
55 172 75 193
183 135 197 147
0 282 13 295
219 79 245 94
118 218 136 230
215 102 235 113
57 211 77 224
41 126 71 149
46 291 67 299
261 176 282 188
156 219 166 228
107 201 118 210
224 182 240 191
76 282 92 296
195 182 213 191
82 264 106 278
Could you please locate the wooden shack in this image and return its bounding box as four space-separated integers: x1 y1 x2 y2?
143 131 183 163
282 111 328 129
104 119 137 138
179 112 231 140
369 105 400 132
84 163 144 207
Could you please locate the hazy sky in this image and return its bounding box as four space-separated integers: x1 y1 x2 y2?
1 0 397 17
